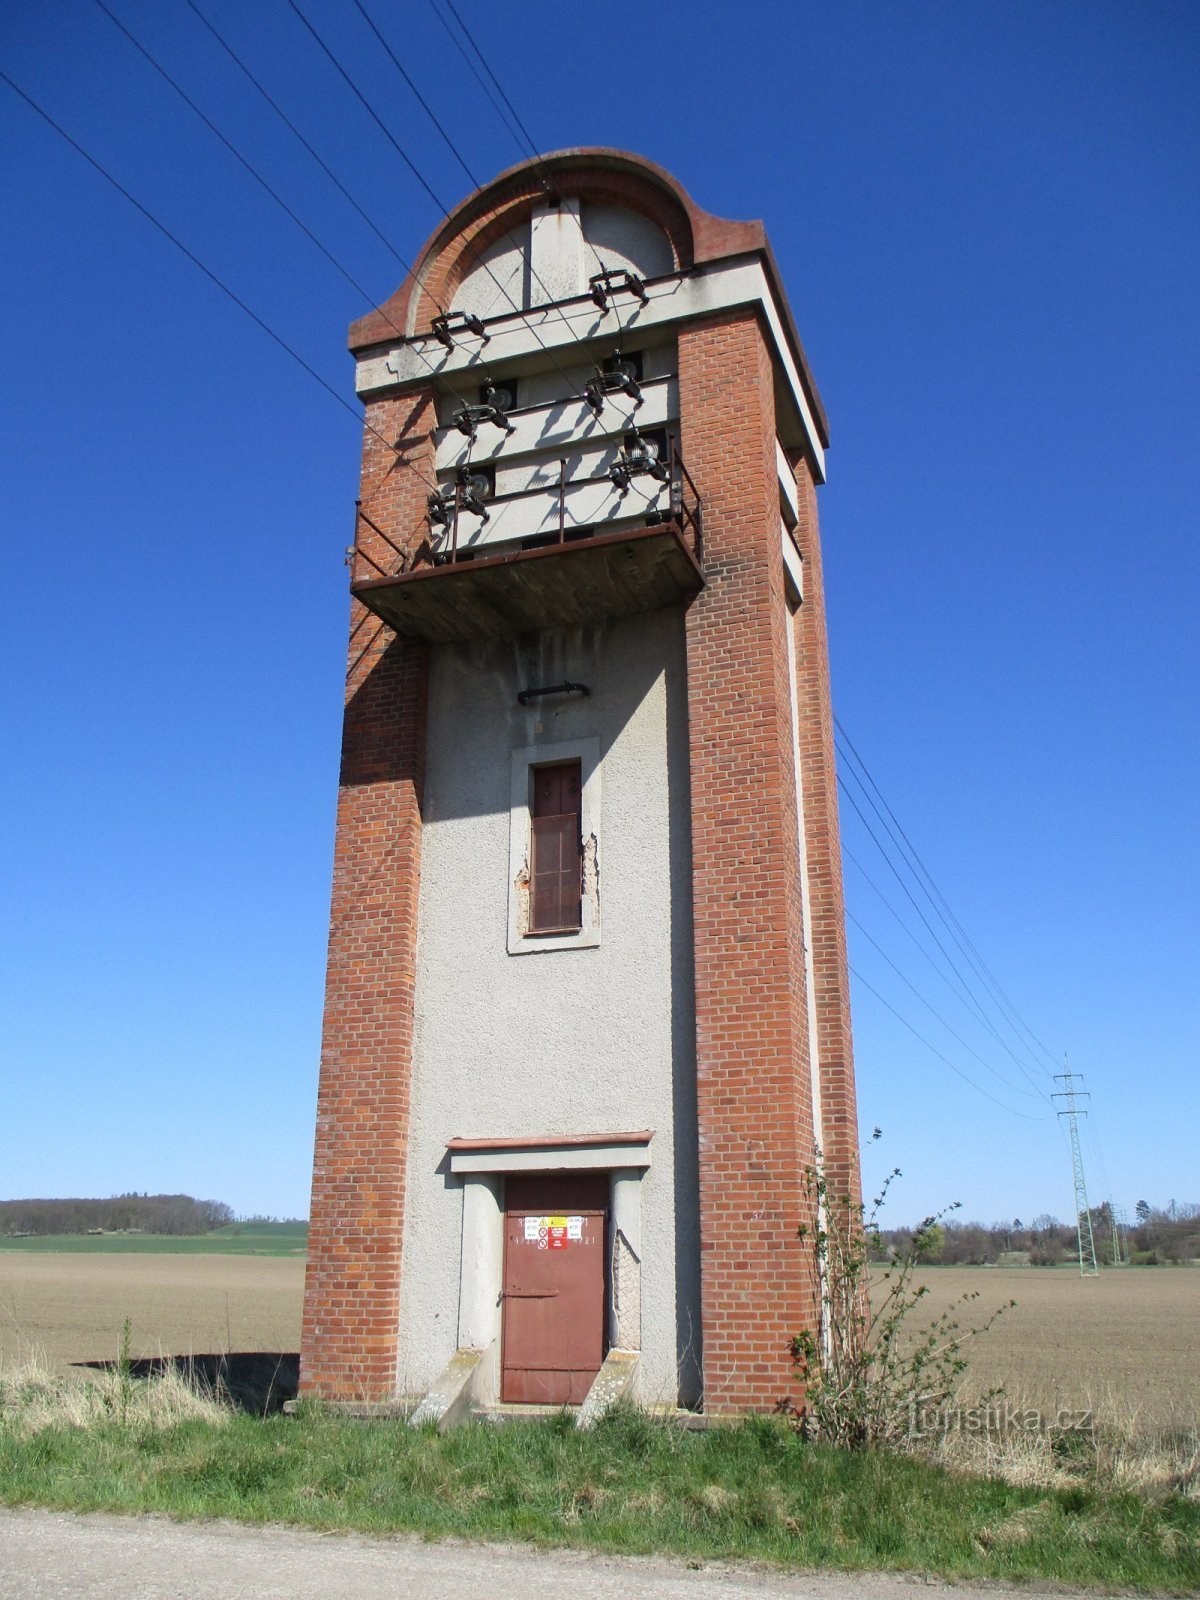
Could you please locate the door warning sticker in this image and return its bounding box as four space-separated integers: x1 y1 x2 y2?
523 1215 584 1249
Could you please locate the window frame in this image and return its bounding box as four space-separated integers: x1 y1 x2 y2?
507 737 601 955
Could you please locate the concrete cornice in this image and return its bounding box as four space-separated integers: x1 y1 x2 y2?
355 255 827 479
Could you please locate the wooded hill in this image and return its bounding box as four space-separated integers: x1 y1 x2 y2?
0 1194 234 1237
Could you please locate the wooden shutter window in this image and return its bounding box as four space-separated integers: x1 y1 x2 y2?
528 760 582 935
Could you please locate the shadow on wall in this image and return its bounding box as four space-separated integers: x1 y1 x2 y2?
340 634 429 790
75 1352 299 1415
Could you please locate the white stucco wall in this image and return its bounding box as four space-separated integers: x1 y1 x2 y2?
453 200 674 318
396 607 701 1406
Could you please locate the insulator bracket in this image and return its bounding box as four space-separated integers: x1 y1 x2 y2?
452 391 515 440
430 310 489 349
583 349 643 419
609 433 670 496
588 268 649 314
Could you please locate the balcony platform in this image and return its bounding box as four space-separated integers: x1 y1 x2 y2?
351 522 703 644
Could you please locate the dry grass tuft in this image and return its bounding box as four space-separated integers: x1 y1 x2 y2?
912 1383 1200 1502
693 1482 737 1515
0 1349 230 1436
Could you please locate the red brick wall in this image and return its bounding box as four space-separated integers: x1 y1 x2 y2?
679 310 823 1412
299 391 434 1400
790 462 861 1218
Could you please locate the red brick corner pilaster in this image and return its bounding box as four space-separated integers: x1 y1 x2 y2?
790 460 861 1218
299 391 434 1400
680 310 822 1412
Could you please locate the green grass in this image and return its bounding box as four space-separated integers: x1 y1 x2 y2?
0 1223 307 1256
1 1405 1197 1592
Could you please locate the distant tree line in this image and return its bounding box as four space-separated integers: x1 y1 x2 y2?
870 1199 1199 1267
1130 1200 1200 1265
0 1194 235 1237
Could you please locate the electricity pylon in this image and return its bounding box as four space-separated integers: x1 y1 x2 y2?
1112 1205 1130 1267
1052 1067 1099 1277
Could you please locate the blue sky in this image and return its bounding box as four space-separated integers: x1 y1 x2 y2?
1 1 1196 1226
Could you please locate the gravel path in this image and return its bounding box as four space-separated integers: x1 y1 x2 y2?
0 1506 1089 1598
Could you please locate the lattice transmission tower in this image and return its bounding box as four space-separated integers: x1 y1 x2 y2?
1111 1205 1131 1267
1053 1067 1100 1277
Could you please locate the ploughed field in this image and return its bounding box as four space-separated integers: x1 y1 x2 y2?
1 1253 1196 1429
892 1266 1200 1429
0 1252 304 1372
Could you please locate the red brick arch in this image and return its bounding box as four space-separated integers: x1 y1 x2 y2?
435 179 685 317
348 147 767 350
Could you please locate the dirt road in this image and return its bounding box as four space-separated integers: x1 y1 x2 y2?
0 1507 1098 1598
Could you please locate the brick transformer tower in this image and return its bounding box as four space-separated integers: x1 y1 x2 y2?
300 149 860 1415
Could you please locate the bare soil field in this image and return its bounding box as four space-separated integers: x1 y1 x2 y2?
898 1266 1200 1428
0 1253 304 1371
1 1256 1195 1431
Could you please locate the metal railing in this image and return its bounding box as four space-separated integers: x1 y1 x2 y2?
348 433 703 587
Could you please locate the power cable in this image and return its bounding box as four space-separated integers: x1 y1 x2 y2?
835 715 1060 1076
844 839 990 1010
428 1 624 289
355 0 587 308
0 66 434 490
283 0 445 215
176 0 479 413
440 0 543 173
842 836 1058 1101
837 770 1047 1094
180 0 423 290
837 726 1055 1081
354 0 634 409
847 910 1045 1101
839 775 1005 1032
350 0 477 193
849 964 1047 1121
285 0 590 402
425 0 530 158
94 1 386 313
92 0 480 418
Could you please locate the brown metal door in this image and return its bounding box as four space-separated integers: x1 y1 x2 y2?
501 1174 607 1404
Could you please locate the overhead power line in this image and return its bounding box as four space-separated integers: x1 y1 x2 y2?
837 768 1047 1095
285 0 589 399
846 910 1045 1102
176 0 478 412
283 0 445 215
94 0 386 313
425 0 530 158
427 1 622 290
0 67 434 490
838 774 1009 1033
835 715 1059 1077
849 963 1047 1121
180 0 418 282
838 731 1054 1083
843 839 995 1016
351 0 628 394
380 0 623 366
350 0 478 193
91 0 480 418
440 0 544 172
